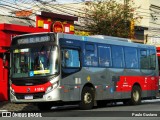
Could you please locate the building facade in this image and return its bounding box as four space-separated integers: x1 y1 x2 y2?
132 0 160 45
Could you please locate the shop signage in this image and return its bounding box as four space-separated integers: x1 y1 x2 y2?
51 21 64 33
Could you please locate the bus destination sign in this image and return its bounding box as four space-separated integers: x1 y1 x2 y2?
17 35 50 44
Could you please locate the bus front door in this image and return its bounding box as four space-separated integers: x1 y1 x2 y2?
0 53 9 101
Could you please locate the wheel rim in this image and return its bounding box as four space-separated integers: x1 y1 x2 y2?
133 90 139 102
84 92 92 104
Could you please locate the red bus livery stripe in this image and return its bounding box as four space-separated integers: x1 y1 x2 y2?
116 76 159 92
11 82 52 93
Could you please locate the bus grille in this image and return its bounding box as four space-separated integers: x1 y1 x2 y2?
12 80 47 86
15 92 45 99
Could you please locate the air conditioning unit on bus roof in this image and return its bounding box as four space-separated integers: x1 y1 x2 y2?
90 35 132 43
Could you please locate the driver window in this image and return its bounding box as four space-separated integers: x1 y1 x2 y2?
62 49 80 68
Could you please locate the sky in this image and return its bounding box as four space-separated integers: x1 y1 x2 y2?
6 0 85 4
56 0 83 3
4 0 93 5
0 0 91 15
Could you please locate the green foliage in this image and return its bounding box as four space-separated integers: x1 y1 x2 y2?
83 0 141 38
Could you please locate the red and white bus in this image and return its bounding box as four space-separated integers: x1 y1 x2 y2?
7 32 159 110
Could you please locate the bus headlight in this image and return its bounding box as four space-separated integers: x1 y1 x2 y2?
10 86 15 95
46 81 59 94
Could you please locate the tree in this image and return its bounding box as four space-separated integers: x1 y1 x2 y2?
82 0 142 38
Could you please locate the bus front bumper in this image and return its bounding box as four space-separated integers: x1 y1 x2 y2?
10 88 61 103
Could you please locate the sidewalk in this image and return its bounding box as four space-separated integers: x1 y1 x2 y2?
0 102 38 112
0 101 8 107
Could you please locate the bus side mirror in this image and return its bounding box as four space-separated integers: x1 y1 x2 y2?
3 53 8 69
64 50 69 59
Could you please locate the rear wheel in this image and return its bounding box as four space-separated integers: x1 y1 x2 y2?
130 85 141 105
79 87 95 110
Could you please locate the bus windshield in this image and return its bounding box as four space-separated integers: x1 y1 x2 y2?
12 45 59 78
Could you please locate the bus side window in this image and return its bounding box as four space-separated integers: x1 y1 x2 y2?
98 45 111 67
124 47 138 69
149 49 156 70
84 44 98 66
140 50 150 69
14 53 20 73
111 46 124 68
62 49 80 68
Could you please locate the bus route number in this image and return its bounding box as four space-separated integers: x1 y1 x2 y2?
34 87 44 92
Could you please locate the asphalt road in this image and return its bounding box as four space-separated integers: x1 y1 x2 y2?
40 99 160 117
1 99 160 120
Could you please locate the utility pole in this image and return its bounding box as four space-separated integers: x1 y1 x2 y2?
124 0 129 37
124 0 128 21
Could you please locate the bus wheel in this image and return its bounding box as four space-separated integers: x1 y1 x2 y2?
130 85 141 105
79 87 94 110
37 102 52 111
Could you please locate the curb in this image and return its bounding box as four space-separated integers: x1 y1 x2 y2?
0 101 9 108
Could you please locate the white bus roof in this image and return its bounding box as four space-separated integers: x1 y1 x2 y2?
90 35 132 42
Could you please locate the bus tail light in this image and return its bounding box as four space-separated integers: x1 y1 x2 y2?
46 81 59 94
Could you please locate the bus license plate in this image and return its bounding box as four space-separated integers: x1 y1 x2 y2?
25 95 33 100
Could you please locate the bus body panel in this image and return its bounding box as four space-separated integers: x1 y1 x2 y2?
10 32 159 104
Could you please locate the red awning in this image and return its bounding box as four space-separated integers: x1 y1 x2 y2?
0 23 49 33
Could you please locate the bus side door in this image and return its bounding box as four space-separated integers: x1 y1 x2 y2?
0 53 9 101
61 47 81 101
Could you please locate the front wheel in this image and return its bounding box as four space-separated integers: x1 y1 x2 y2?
130 85 141 105
79 87 95 110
